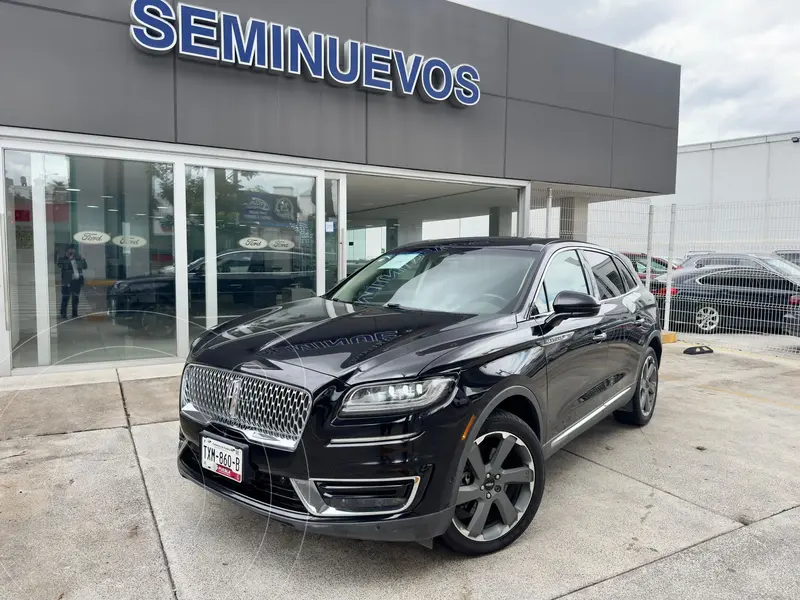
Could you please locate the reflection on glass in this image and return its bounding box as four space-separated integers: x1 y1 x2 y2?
182 166 317 330
3 151 176 367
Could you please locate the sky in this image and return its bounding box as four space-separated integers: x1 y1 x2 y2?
450 0 800 145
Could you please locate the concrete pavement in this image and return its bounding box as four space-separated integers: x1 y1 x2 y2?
0 344 798 600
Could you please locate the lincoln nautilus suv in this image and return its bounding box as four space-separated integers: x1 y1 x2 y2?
177 238 661 555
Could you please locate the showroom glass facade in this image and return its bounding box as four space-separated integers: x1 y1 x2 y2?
1 139 524 374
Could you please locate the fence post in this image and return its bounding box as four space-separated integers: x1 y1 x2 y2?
645 203 654 290
545 187 553 238
663 203 677 332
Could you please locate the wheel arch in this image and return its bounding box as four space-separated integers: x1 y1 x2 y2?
446 385 544 508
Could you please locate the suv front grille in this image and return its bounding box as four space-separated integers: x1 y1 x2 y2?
182 364 312 451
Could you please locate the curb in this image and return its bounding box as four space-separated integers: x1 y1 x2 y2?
662 331 678 344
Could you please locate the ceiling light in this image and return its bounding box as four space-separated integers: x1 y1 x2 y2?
101 195 114 199
66 188 80 192
108 209 118 212
135 213 146 217
86 205 99 208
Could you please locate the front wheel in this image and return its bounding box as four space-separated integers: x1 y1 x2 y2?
440 409 545 555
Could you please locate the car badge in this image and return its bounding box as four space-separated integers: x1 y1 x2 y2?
225 377 243 418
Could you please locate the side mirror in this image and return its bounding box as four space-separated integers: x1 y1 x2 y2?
552 290 601 318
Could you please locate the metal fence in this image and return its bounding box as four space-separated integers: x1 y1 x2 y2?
558 197 800 357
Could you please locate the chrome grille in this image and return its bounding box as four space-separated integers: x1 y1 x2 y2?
181 365 312 450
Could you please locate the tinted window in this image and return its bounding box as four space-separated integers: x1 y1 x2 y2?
613 256 640 292
541 250 589 311
218 252 252 274
583 251 625 300
698 256 739 267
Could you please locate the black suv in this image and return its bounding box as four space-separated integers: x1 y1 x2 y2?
178 238 661 555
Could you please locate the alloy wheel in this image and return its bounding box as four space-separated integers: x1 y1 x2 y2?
639 355 658 417
695 306 720 332
453 431 536 542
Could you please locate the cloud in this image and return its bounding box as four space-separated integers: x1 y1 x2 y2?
450 0 800 144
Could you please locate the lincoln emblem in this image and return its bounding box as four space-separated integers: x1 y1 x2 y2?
225 378 243 418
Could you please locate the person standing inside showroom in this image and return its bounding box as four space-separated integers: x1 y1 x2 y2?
57 244 87 319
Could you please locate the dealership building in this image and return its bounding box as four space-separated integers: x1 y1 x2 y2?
0 0 680 375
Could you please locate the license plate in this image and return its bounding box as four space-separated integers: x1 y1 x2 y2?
201 435 244 483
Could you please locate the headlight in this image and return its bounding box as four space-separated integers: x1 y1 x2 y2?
339 377 456 416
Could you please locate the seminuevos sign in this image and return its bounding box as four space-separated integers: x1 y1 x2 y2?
129 0 481 107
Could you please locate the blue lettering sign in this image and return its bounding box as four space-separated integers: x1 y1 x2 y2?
220 13 268 69
361 44 393 93
392 51 424 97
129 1 480 107
129 0 176 54
178 3 219 61
326 36 361 87
419 57 454 103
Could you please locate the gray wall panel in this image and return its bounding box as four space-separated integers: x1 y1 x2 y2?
366 93 506 177
175 62 366 163
0 3 175 141
611 119 679 193
614 49 681 129
508 21 615 117
4 0 146 23
505 100 613 187
368 0 508 97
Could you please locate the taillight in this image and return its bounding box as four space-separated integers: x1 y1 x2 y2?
789 295 800 305
653 287 679 297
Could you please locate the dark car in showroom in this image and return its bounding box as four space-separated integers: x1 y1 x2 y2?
652 266 800 335
178 238 662 555
108 248 317 334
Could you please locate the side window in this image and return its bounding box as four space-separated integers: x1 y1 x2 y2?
533 283 548 315
613 256 640 292
218 252 252 274
542 250 589 311
583 250 624 300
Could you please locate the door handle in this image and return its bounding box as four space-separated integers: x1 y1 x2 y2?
592 331 607 342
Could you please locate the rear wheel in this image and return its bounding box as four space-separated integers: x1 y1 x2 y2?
440 410 544 555
614 348 659 426
695 305 721 333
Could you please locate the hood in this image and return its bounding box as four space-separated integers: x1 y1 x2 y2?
191 297 517 386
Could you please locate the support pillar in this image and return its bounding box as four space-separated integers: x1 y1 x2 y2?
385 219 399 250
489 207 514 237
558 197 589 241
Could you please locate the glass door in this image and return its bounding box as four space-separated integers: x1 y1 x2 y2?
183 163 324 337
3 149 178 368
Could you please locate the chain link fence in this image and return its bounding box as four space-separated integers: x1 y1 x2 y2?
574 198 800 357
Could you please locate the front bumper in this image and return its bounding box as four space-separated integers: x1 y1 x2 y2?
177 449 452 542
177 386 471 543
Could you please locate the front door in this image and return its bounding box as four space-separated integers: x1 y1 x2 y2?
532 249 609 440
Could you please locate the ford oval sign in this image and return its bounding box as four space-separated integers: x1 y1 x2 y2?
73 231 110 245
268 239 295 250
238 237 268 249
112 235 148 248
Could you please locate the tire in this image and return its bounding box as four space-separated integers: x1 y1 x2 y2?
694 304 721 334
439 409 545 556
614 347 659 426
139 303 176 337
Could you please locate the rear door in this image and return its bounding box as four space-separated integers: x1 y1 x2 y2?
581 249 640 409
532 249 610 439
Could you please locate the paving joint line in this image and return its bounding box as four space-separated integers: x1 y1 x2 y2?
563 448 741 525
549 501 800 600
118 372 179 600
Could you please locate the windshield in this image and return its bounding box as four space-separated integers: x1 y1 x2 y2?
762 257 800 281
328 247 537 315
